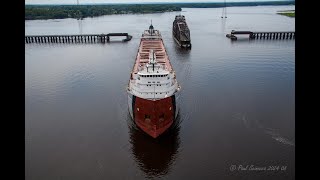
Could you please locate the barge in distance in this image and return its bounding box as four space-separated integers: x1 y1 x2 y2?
127 23 181 138
172 15 192 49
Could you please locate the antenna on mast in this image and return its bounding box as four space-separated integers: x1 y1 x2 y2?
225 0 227 18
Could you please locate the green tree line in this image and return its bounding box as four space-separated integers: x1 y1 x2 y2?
25 4 181 20
25 1 295 20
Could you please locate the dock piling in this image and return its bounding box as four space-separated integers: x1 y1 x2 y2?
227 30 295 41
26 33 132 44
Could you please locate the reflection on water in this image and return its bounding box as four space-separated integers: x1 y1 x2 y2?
77 19 83 35
221 18 227 33
128 113 181 179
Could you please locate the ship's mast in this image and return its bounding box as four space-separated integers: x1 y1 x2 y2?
221 0 227 18
149 20 154 35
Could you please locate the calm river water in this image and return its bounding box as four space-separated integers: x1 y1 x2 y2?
25 5 295 180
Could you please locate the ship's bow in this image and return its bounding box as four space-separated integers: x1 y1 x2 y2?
130 95 176 138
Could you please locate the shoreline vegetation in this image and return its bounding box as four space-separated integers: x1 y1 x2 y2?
25 1 295 20
277 10 295 17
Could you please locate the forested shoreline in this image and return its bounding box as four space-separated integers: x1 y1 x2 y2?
277 10 295 17
25 1 295 20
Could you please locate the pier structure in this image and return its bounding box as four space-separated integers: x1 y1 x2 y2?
25 33 132 44
226 30 295 40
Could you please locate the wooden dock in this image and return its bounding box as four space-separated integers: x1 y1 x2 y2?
226 30 295 40
25 33 132 44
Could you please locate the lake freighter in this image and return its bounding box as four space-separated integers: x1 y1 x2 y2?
127 23 181 138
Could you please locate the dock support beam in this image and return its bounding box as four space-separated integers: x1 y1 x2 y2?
26 33 132 44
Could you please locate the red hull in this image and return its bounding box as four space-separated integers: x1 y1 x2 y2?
133 96 176 138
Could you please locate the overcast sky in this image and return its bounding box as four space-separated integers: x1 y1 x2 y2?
25 0 288 5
